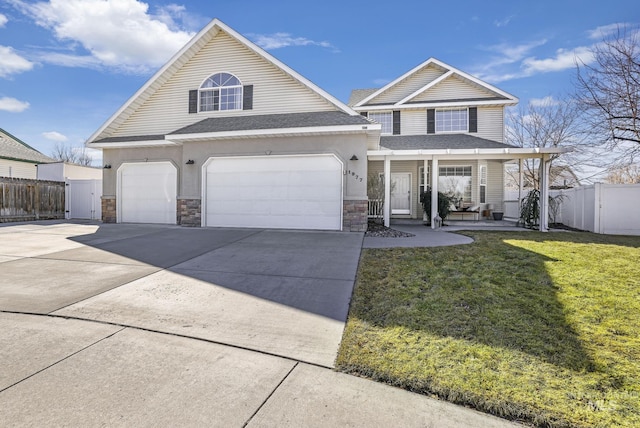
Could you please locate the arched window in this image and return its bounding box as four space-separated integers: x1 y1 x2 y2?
199 72 243 111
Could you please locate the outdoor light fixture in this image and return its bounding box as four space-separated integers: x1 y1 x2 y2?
186 159 195 164
350 155 359 161
103 164 111 169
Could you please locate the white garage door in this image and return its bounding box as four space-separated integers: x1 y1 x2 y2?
204 155 343 230
118 162 177 224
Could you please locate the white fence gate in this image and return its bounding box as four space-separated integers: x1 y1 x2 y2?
66 179 102 220
556 183 640 236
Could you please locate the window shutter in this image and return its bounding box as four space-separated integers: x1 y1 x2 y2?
469 107 477 133
360 111 368 117
393 110 401 135
427 109 435 134
188 90 198 114
243 85 253 110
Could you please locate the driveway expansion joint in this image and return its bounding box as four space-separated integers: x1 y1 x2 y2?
242 361 299 428
0 320 126 394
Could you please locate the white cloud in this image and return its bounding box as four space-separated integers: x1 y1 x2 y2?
250 32 338 51
11 0 195 73
42 131 68 142
0 45 34 77
494 14 515 28
522 46 594 73
529 96 559 107
587 23 626 40
0 96 30 112
0 13 8 27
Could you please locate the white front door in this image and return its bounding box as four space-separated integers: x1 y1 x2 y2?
391 173 411 215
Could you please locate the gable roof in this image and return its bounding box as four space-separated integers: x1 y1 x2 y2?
87 19 361 144
0 128 54 164
351 58 518 109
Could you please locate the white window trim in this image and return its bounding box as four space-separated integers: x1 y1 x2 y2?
435 107 469 134
198 72 243 112
479 163 487 204
438 165 473 203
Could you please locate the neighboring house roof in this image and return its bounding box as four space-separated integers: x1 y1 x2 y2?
348 89 377 106
350 57 518 109
380 134 516 151
0 128 54 164
87 19 363 145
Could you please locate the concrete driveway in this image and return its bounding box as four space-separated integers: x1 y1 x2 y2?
0 221 362 367
0 221 520 427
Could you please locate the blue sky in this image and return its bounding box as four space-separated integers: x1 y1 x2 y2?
1 0 638 164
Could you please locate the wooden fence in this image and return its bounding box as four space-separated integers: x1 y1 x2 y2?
0 177 65 222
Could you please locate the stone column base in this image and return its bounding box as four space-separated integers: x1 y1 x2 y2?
101 196 116 223
178 198 202 227
343 199 368 232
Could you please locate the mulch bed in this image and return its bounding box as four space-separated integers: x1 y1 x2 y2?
365 221 416 238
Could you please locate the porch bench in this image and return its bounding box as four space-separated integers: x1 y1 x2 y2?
447 209 480 221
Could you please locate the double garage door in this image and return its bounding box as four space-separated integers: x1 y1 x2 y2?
118 155 343 230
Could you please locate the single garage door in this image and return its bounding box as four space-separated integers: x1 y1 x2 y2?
204 155 342 230
118 162 177 224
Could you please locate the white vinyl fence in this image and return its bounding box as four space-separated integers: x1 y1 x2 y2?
555 183 640 236
66 179 102 220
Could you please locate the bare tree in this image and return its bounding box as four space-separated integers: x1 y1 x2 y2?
505 96 584 189
575 25 640 167
605 163 640 184
51 142 93 166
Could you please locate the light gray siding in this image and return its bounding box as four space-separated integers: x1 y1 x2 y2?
111 31 336 138
400 110 428 135
368 65 446 105
413 75 496 102
477 107 504 142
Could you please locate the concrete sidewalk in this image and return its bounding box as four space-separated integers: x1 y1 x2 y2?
0 221 521 427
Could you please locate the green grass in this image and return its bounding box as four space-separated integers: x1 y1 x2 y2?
336 231 640 427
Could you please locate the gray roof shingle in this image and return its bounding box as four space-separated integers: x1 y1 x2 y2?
348 88 378 106
380 134 516 150
0 128 54 163
170 111 371 135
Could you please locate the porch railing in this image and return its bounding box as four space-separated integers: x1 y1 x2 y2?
368 198 383 219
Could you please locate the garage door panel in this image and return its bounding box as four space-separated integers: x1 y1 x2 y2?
119 162 177 224
204 155 342 230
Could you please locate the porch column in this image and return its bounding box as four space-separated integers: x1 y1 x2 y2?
431 157 439 229
384 156 391 227
539 155 550 232
518 158 524 205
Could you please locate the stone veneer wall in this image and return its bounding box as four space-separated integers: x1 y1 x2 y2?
343 199 368 232
102 196 116 223
178 198 201 227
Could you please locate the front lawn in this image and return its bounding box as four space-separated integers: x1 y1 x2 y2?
337 231 640 427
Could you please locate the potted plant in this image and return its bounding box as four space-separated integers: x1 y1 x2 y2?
420 188 453 225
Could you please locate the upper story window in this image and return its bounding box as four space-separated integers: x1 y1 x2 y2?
368 111 393 134
199 72 243 111
436 108 468 133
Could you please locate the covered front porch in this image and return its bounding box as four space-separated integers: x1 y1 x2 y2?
367 146 566 232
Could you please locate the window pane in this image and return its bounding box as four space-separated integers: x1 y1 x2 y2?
439 166 472 202
435 108 468 132
369 112 393 134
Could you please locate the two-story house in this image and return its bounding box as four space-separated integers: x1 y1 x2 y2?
87 19 563 232
349 58 564 230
